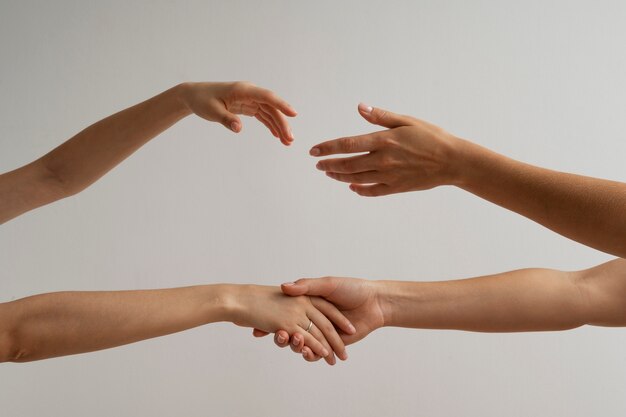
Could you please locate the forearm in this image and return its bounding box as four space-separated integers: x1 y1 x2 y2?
379 267 590 332
0 84 192 224
0 284 234 362
40 83 192 196
454 139 626 257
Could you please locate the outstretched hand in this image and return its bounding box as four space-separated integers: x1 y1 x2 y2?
180 81 298 145
253 277 387 363
309 103 462 196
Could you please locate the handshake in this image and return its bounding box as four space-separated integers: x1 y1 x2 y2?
2 80 624 364
225 277 384 366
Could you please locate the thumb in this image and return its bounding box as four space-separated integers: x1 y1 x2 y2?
357 102 414 129
281 277 338 297
252 328 269 338
212 105 242 133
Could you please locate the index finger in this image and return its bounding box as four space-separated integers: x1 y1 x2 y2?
309 132 383 157
250 87 298 117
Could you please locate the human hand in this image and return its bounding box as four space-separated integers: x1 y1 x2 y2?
228 284 355 365
310 103 464 196
179 81 297 145
253 277 386 362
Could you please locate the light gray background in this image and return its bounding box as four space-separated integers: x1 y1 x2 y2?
1 1 625 416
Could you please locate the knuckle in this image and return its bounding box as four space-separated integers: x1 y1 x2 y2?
380 136 397 147
379 155 395 168
338 159 353 172
340 137 357 152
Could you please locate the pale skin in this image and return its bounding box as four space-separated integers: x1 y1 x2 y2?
0 82 355 363
260 103 626 361
0 284 354 363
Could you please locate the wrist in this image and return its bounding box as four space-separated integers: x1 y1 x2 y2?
203 284 243 324
373 280 398 328
375 280 425 328
173 82 195 117
445 137 481 188
449 137 505 191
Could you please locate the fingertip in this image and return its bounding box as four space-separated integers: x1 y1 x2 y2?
358 102 373 115
230 120 242 133
309 147 321 157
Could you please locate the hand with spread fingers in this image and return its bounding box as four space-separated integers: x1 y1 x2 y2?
309 103 462 197
310 102 626 258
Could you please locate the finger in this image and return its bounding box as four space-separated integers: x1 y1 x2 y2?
311 297 356 336
255 113 279 139
326 171 381 185
358 103 415 129
316 154 376 174
290 332 305 353
252 328 269 337
274 330 290 347
309 132 383 157
210 102 243 133
307 322 337 365
302 346 323 362
259 107 291 146
308 307 347 361
250 87 298 117
281 277 340 298
349 183 393 197
300 326 330 359
260 103 294 144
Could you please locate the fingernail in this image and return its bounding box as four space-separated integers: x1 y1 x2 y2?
302 351 308 359
322 348 330 357
310 147 321 156
292 337 300 346
230 121 240 132
341 351 349 361
288 128 294 139
348 324 356 334
282 282 295 286
277 335 286 344
316 162 323 170
358 103 373 114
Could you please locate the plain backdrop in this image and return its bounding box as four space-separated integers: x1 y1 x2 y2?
1 1 626 416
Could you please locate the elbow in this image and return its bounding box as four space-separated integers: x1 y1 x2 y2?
38 159 80 200
0 329 27 363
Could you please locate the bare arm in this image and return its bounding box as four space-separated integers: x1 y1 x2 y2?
272 258 626 360
311 104 626 258
0 81 297 224
381 259 626 332
455 141 626 259
0 284 353 363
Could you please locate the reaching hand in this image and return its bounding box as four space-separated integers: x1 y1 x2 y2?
252 277 386 363
180 81 297 145
309 103 463 196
